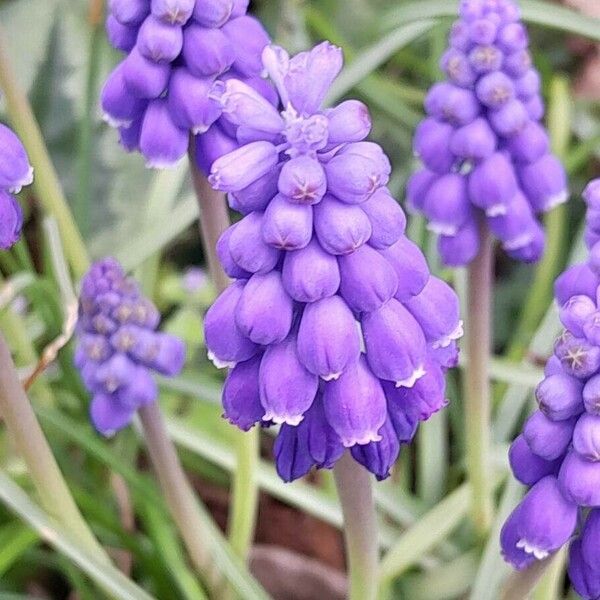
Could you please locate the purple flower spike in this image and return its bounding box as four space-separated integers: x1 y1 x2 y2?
121 47 171 98
137 16 183 62
77 258 186 435
572 413 600 461
523 411 576 461
535 372 583 420
410 0 567 265
323 356 388 447
202 40 461 480
559 451 600 507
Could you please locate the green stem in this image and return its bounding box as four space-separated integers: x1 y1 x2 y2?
334 452 378 600
532 547 566 600
188 138 260 563
0 333 109 564
138 402 222 592
464 221 494 536
0 28 90 278
75 0 105 236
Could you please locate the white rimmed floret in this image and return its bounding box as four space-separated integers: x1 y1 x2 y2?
433 320 464 349
395 364 427 389
207 350 236 370
516 538 550 560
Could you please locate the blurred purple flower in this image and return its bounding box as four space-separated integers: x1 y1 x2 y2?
76 258 186 436
408 0 568 266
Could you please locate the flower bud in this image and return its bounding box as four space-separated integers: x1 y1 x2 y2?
573 413 600 461
500 505 537 570
488 192 537 249
121 47 171 98
183 24 235 77
101 65 148 127
167 68 221 133
297 296 361 380
559 450 600 506
438 219 481 266
360 188 406 249
326 100 372 144
503 49 532 77
475 71 515 108
313 194 372 255
519 154 568 213
554 264 599 306
140 99 189 168
509 435 560 485
535 373 583 420
584 375 600 415
449 117 497 160
351 417 400 480
512 476 577 559
338 244 398 313
194 123 239 176
325 142 391 204
469 44 503 73
235 272 294 345
261 193 313 250
559 295 596 338
323 356 387 447
137 15 183 62
216 225 249 279
468 152 518 215
505 223 544 263
497 22 528 52
580 511 600 573
381 237 430 301
119 118 143 152
423 173 471 235
222 16 270 77
469 17 498 44
150 0 194 24
222 355 264 430
362 299 427 387
204 281 259 368
281 238 340 303
90 393 135 436
192 0 234 27
554 333 600 380
404 276 463 348
506 120 550 163
488 98 528 137
278 156 326 205
569 539 600 600
274 423 315 482
209 141 279 192
523 411 576 461
413 118 455 174
231 168 279 213
106 15 138 52
109 0 149 25
228 212 281 274
405 169 437 213
259 335 318 425
441 48 476 87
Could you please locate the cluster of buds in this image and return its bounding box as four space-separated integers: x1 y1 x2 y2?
203 42 463 481
75 258 185 436
407 0 567 266
0 123 33 249
501 181 600 598
101 0 270 168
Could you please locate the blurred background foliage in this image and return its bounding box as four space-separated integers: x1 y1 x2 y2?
0 0 598 598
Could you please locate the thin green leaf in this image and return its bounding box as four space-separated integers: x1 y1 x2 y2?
0 522 39 576
0 471 155 600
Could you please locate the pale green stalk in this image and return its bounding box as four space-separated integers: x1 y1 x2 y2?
464 222 494 536
334 452 378 600
188 137 260 564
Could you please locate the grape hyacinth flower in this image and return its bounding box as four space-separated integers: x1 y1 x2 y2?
101 0 270 168
203 41 463 482
75 258 186 436
0 123 33 249
407 0 567 266
501 179 600 599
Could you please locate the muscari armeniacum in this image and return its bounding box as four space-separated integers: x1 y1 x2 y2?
101 0 270 169
75 258 186 436
407 0 567 266
202 41 463 482
501 179 600 599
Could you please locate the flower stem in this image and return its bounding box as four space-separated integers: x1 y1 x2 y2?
334 451 378 600
138 402 222 591
188 137 260 563
0 333 110 564
0 29 89 279
464 221 494 537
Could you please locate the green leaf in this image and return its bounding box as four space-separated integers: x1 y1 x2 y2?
0 522 39 576
0 471 155 600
